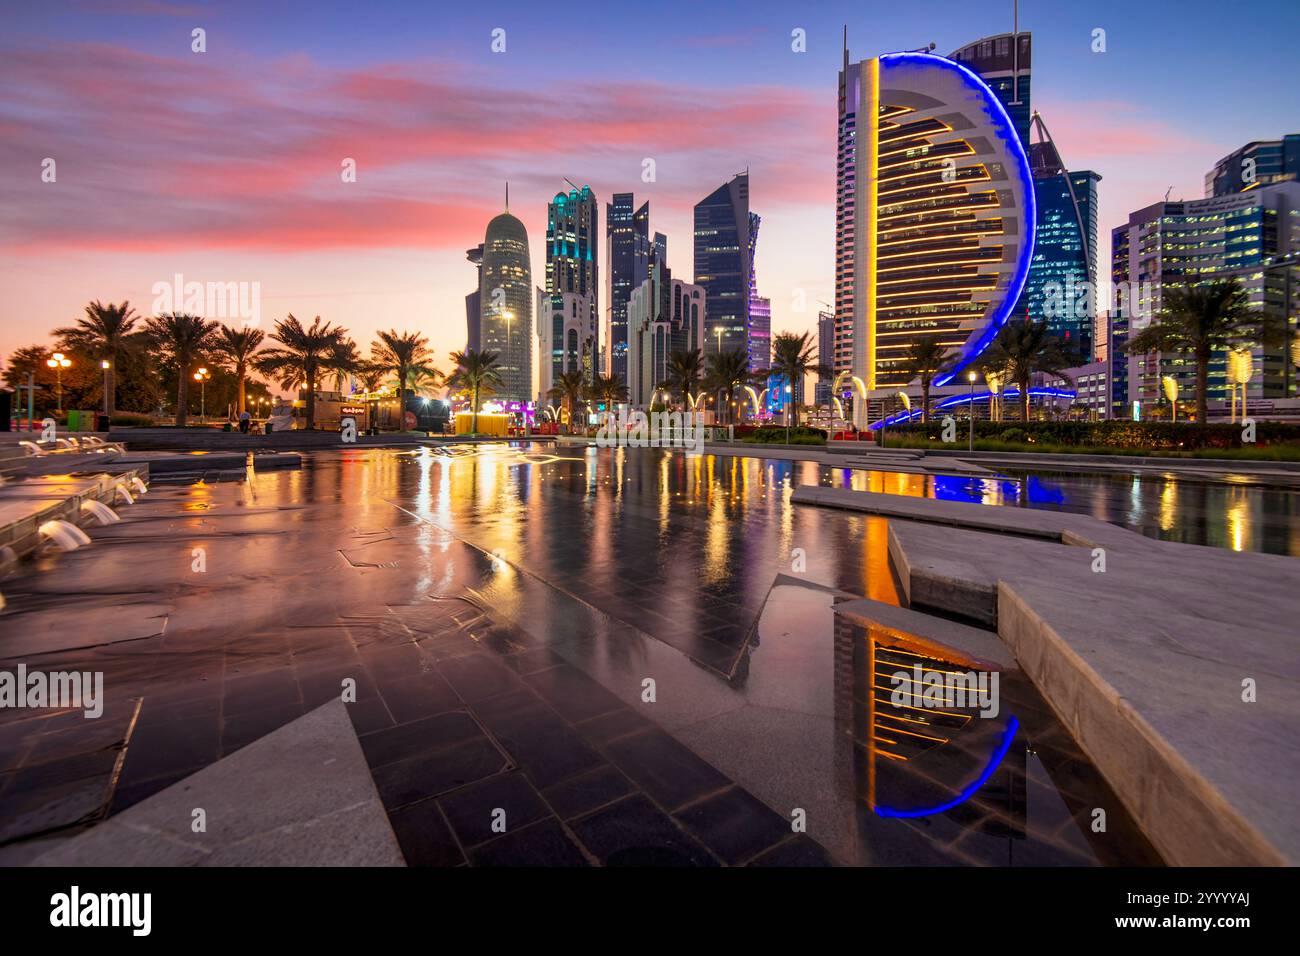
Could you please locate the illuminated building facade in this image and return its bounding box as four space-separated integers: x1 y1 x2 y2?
606 193 651 383
479 210 534 403
695 173 760 362
547 185 600 386
537 291 597 405
1206 135 1300 197
626 258 706 407
1111 182 1300 413
836 46 1035 423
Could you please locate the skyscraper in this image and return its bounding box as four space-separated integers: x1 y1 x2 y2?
606 193 650 384
626 256 706 407
1206 135 1300 197
479 209 534 403
546 184 600 386
1025 118 1101 360
746 212 770 370
815 309 835 406
948 32 1031 150
836 46 1035 420
695 173 757 361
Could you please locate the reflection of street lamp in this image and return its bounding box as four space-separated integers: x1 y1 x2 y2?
968 370 977 452
100 360 111 418
46 352 71 411
193 367 211 422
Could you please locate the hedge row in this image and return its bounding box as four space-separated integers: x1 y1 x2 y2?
892 419 1300 450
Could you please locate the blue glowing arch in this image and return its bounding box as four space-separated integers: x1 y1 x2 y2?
874 715 1020 818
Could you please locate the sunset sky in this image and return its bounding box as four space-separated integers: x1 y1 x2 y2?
3 0 1298 387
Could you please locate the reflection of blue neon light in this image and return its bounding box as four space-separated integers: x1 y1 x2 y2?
874 715 1020 818
869 388 1076 429
875 53 1035 389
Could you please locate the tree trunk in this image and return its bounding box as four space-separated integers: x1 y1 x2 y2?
236 364 247 415
921 381 930 423
1196 350 1210 425
1020 374 1031 423
106 364 116 417
305 370 317 430
175 361 189 427
471 384 479 434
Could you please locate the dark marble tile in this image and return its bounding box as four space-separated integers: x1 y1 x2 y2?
436 654 525 703
540 764 635 821
673 786 792 865
221 669 300 717
220 701 305 755
573 708 654 748
387 799 466 867
570 795 717 867
477 701 604 790
438 772 550 847
500 648 566 676
117 714 220 784
521 665 625 723
746 835 836 867
344 696 394 735
377 672 462 724
371 737 510 811
604 729 730 812
358 711 482 769
296 665 379 706
468 818 589 867
108 769 193 816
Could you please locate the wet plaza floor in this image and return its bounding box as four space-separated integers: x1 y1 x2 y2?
5 441 1286 865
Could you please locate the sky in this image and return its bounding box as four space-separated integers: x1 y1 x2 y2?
2 0 1298 385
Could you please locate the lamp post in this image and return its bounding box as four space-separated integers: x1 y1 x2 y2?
784 383 793 445
46 352 71 411
100 360 111 419
193 367 211 422
968 370 977 452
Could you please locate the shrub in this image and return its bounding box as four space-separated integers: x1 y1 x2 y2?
742 425 827 444
110 412 155 427
893 419 1300 450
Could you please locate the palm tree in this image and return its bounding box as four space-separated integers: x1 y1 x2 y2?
54 300 143 416
978 318 1078 422
355 359 387 394
586 373 629 410
703 348 754 424
446 348 503 435
210 324 265 416
659 349 703 409
548 370 587 426
253 315 356 430
897 335 957 423
1126 278 1262 425
770 331 828 428
144 312 219 426
371 330 438 426
402 365 443 399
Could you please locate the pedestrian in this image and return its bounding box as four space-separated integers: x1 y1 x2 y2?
239 409 251 434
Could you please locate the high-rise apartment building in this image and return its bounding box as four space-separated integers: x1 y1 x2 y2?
546 185 600 386
606 193 650 383
835 46 1035 422
1206 135 1300 197
626 258 707 407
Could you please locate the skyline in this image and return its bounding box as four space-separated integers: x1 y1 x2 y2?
3 0 1299 380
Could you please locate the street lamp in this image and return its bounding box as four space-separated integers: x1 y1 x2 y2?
193 367 211 422
46 352 71 411
100 360 111 420
967 370 977 452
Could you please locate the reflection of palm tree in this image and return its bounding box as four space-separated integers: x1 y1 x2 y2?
1126 278 1261 424
144 312 219 426
253 314 357 430
55 300 144 416
548 370 586 425
770 331 828 428
896 335 956 423
446 348 503 434
210 325 265 416
978 318 1077 422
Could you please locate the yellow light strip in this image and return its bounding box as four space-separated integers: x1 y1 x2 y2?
866 56 879 392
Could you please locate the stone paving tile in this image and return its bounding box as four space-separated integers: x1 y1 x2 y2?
387 798 466 867
603 728 731 812
376 673 462 724
117 712 220 785
371 735 510 811
570 794 717 867
438 772 550 847
672 786 793 865
221 702 305 756
436 654 527 703
476 697 605 790
747 835 836 867
521 664 625 724
572 708 654 748
468 818 590 867
539 764 636 821
358 711 482 769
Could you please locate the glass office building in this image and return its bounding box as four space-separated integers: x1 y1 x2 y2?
695 173 756 361
546 185 600 385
